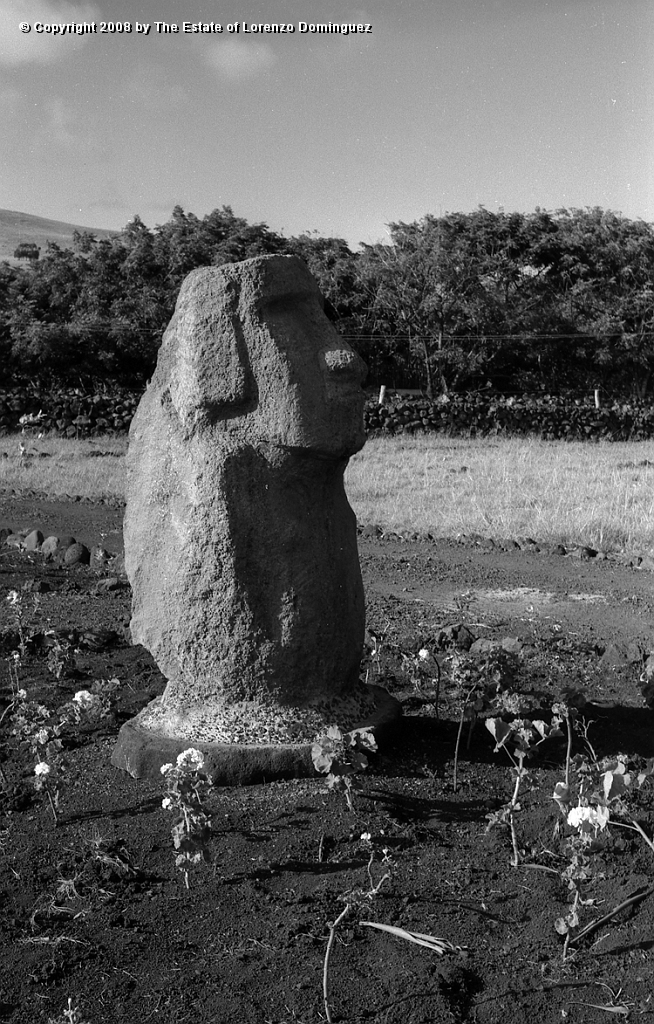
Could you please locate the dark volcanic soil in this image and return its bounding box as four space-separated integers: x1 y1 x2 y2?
1 493 654 1024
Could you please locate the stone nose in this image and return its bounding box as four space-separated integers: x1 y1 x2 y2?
321 348 366 384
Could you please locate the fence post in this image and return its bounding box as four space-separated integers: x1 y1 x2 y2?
594 389 600 409
378 385 387 405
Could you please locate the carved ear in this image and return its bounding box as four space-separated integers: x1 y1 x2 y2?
163 268 256 428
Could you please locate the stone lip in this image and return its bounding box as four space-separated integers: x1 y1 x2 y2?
110 684 401 786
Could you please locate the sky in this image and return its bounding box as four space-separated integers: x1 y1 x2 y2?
1 0 653 248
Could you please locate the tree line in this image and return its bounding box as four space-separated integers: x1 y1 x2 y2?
1 204 653 397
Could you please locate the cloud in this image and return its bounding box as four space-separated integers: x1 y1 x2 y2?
206 40 276 81
0 0 101 65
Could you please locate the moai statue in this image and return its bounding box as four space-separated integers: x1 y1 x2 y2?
112 255 399 782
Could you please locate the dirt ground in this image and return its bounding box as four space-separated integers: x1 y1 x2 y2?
1 492 654 1024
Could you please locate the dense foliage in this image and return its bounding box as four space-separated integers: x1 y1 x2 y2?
1 205 653 397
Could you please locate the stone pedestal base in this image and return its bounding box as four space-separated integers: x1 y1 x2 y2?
111 685 401 785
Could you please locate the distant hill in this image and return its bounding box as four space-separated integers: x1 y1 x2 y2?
0 209 118 264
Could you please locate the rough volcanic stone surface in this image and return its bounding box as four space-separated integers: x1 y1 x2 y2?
120 254 387 751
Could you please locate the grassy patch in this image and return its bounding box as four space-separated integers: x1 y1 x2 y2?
345 435 654 552
0 434 126 500
2 432 654 553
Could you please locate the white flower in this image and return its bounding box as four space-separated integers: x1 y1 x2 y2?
16 689 27 700
360 832 372 842
567 804 610 834
34 762 50 776
73 690 95 707
161 797 173 810
160 763 173 775
6 591 19 606
418 648 430 661
176 748 204 771
35 728 50 746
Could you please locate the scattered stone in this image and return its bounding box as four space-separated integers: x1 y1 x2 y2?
514 536 539 551
93 577 125 595
598 642 643 672
0 526 14 547
24 529 44 552
358 524 383 538
64 542 91 565
435 624 475 651
23 579 51 593
501 637 523 654
569 545 598 560
469 638 499 655
636 555 654 571
5 532 27 548
41 534 77 559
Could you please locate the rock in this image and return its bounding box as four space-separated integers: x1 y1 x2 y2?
469 638 499 655
23 579 51 593
64 542 91 565
24 529 44 552
637 556 654 572
501 637 523 654
115 254 398 769
93 577 125 595
598 642 642 672
42 535 76 558
5 532 27 548
0 527 13 547
359 524 383 538
515 536 539 551
436 624 475 651
569 546 598 560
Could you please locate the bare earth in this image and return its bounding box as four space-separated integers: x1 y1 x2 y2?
1 492 654 1024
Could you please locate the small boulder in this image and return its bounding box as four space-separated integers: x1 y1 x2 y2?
24 529 44 552
42 535 76 558
64 542 91 565
93 577 125 595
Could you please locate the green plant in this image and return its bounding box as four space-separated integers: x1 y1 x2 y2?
485 715 563 867
552 754 654 956
47 997 91 1024
46 634 76 680
11 688 115 824
312 726 377 811
160 748 213 887
6 589 40 659
449 649 522 792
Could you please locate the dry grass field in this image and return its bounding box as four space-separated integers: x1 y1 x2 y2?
2 432 654 553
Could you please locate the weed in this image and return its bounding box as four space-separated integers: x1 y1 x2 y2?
47 997 91 1024
485 715 564 867
312 726 377 811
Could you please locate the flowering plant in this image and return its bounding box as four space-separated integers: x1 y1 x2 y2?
160 748 213 887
